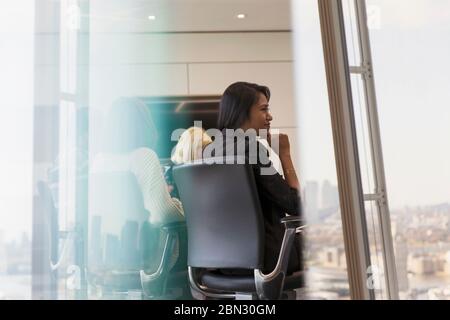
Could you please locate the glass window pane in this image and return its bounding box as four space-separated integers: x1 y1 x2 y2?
342 0 362 67
4 0 366 300
0 0 34 300
25 0 314 300
351 74 376 195
364 200 387 299
292 0 350 299
368 0 450 300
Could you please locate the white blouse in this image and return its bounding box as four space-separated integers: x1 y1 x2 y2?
91 148 184 226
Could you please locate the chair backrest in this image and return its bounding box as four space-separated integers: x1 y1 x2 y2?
173 157 265 270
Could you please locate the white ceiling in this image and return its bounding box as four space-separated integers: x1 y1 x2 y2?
88 0 292 32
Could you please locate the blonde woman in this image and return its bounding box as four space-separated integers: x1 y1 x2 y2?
164 127 213 199
171 127 213 165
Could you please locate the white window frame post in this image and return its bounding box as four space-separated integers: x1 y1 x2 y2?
317 0 374 300
318 0 399 300
353 0 399 300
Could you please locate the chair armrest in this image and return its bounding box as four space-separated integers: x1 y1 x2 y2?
254 216 306 299
254 226 297 300
281 216 307 234
140 226 181 297
161 221 186 232
281 216 304 229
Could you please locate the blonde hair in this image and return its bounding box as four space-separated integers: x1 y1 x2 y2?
171 127 212 165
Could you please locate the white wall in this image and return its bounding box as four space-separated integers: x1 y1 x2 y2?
34 31 300 169
88 31 300 169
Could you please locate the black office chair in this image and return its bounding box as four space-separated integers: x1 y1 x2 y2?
88 171 189 299
173 157 305 300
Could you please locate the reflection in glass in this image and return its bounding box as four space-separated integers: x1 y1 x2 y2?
292 0 350 299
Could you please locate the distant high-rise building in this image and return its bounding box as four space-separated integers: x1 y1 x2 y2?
304 181 319 222
0 229 7 273
390 220 397 239
444 251 450 276
321 180 339 209
394 233 409 292
20 232 31 251
318 246 346 269
408 254 436 275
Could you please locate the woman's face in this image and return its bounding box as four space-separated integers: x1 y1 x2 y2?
241 93 273 135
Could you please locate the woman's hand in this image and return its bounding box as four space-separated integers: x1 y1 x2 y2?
269 133 291 157
277 134 299 190
278 134 291 157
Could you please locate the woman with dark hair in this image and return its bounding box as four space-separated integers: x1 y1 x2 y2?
218 81 303 275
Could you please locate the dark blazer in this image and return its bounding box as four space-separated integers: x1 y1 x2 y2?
217 131 303 274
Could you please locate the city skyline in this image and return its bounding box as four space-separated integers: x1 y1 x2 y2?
2 0 450 239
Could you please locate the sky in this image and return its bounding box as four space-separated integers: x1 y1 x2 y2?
0 1 34 241
366 0 450 208
292 0 450 209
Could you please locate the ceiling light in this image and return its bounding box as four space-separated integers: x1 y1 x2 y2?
236 13 246 19
148 15 156 20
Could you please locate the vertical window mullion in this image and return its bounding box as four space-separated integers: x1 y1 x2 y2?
353 0 399 300
318 0 375 300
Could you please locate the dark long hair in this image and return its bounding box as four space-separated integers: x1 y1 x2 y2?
217 82 271 130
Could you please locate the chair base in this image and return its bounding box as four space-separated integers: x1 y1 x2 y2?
190 287 299 300
188 267 301 300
